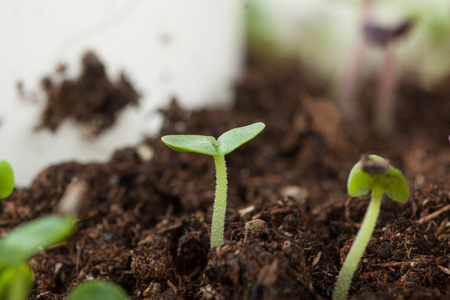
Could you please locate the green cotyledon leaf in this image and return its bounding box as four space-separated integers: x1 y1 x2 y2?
217 122 265 155
161 122 265 157
161 135 219 156
380 167 410 203
0 263 33 300
0 160 14 199
67 280 129 300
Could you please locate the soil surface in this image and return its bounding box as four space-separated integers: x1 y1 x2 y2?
2 51 449 299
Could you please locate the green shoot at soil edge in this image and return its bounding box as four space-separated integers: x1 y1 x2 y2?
0 160 15 199
67 280 129 300
333 155 409 300
161 122 265 248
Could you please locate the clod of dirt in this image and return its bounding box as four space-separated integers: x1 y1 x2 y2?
37 50 139 136
202 226 319 300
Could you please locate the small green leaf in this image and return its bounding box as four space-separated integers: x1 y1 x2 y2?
0 161 14 199
381 167 410 203
0 263 33 300
161 135 220 156
348 155 409 203
347 164 374 197
1 215 76 262
217 122 265 155
67 280 129 300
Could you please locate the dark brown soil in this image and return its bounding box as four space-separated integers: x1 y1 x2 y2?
2 51 449 299
36 51 139 136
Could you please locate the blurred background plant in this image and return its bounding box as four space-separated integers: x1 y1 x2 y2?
245 0 450 91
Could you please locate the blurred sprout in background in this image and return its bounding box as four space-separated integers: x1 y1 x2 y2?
245 0 450 92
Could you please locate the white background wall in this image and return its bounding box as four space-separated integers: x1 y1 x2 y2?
0 0 243 186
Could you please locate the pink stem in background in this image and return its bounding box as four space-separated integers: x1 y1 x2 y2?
374 44 397 136
338 38 368 120
364 19 412 136
337 0 376 121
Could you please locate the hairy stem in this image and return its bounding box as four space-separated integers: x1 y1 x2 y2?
210 155 228 248
333 190 383 300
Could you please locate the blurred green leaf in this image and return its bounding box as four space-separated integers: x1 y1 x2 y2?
0 161 14 199
0 263 33 300
381 167 410 203
347 160 374 197
67 281 128 300
0 244 22 268
1 215 76 262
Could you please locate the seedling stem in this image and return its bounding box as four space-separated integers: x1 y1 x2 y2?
211 155 227 248
333 190 381 300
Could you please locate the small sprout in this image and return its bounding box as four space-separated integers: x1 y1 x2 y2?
338 0 414 136
67 280 128 300
0 160 14 199
162 122 265 248
333 155 409 300
364 19 413 136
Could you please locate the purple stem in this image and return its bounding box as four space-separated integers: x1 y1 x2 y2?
338 38 368 120
337 0 375 120
374 44 397 136
364 20 412 136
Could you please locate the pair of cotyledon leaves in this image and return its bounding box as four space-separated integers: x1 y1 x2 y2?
348 155 409 203
162 122 265 156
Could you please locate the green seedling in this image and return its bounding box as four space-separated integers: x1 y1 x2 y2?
67 280 128 300
0 161 14 199
0 215 76 300
333 155 409 300
162 122 265 248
